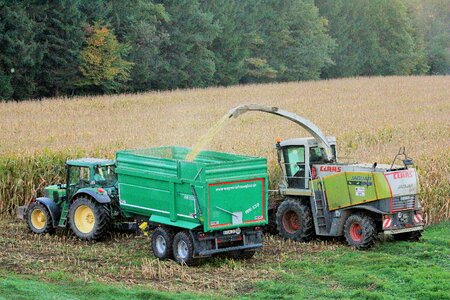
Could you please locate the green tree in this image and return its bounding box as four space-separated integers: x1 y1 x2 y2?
154 0 219 89
201 0 248 86
108 0 169 92
415 0 450 74
241 0 335 82
29 0 85 97
78 25 133 93
316 0 429 77
0 1 38 100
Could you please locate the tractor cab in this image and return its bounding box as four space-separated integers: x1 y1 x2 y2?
66 158 117 199
276 137 337 191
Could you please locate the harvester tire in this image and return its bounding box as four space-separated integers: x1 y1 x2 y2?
344 213 377 250
152 226 174 260
393 231 422 242
26 202 54 234
276 198 314 242
173 231 195 265
68 197 110 241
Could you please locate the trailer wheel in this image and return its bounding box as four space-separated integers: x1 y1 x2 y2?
68 197 110 241
173 231 195 265
26 202 54 234
344 213 377 250
276 198 314 242
393 231 422 242
152 227 174 260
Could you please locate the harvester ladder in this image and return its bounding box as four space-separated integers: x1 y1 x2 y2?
311 176 330 234
58 201 70 227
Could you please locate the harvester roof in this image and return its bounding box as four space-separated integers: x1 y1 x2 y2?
280 136 336 147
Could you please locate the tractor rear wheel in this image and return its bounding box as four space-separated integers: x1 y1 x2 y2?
393 231 422 242
152 226 174 260
68 197 110 241
26 202 54 234
276 198 314 242
172 231 195 265
344 213 377 250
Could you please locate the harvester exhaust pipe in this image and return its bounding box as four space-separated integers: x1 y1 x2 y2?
228 104 334 161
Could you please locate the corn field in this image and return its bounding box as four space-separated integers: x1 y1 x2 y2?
0 76 448 223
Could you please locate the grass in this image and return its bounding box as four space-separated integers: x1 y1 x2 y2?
0 222 448 299
0 76 449 222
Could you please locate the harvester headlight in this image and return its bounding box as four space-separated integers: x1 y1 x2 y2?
235 227 241 235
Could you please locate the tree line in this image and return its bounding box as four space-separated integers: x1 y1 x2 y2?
0 0 448 101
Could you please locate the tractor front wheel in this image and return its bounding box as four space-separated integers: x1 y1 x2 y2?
344 213 377 250
26 202 54 234
152 226 174 260
276 198 314 242
68 197 110 241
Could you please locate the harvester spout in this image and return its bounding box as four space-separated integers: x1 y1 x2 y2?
229 104 334 161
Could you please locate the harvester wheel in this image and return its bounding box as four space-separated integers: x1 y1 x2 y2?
393 231 422 242
68 197 110 241
173 231 195 265
276 198 314 242
152 226 174 260
344 213 377 250
26 202 54 234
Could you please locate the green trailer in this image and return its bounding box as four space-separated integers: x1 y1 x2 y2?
19 146 268 265
115 146 268 264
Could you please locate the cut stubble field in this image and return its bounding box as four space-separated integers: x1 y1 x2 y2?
0 76 449 299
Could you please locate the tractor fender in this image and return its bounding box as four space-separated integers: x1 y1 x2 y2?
35 197 61 228
72 189 111 204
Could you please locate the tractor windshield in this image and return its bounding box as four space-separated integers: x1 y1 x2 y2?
94 165 117 187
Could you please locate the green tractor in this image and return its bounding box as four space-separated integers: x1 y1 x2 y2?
19 158 120 240
229 105 424 249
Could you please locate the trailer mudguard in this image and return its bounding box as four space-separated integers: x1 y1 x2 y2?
72 188 111 204
35 197 61 228
149 214 201 230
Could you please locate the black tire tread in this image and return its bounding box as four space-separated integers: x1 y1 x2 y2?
68 197 110 241
26 202 54 234
152 226 174 260
344 213 377 250
172 231 196 265
275 198 315 242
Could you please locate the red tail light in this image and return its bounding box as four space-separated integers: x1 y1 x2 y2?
97 188 105 193
311 167 317 179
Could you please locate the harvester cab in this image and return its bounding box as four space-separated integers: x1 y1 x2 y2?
276 136 337 191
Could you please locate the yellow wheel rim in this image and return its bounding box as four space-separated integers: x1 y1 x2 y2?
74 205 95 234
30 209 46 230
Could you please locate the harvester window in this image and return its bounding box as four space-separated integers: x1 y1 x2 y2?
282 146 306 189
95 165 117 187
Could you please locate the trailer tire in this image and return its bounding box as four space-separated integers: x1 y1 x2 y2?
173 231 195 265
68 197 110 241
276 198 314 242
152 226 174 260
393 231 422 242
26 202 54 234
344 213 377 250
